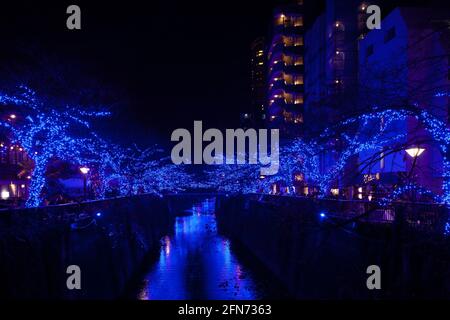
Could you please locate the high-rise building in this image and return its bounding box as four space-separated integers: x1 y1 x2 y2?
266 0 305 137
302 0 373 195
304 0 371 134
242 37 267 129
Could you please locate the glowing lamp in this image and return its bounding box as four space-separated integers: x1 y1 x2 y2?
1 190 10 200
9 114 16 119
80 166 90 174
406 147 425 158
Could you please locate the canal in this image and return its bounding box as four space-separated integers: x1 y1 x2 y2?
135 198 286 300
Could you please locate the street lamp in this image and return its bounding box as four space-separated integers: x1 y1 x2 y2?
405 147 425 158
80 166 90 201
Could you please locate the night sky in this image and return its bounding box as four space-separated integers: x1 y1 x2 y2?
0 0 290 147
0 0 444 147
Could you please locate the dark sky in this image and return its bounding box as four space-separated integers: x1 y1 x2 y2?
0 0 442 147
0 0 293 146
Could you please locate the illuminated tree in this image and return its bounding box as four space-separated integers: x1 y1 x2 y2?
0 85 119 206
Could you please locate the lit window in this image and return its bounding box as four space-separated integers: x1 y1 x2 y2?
294 56 304 65
293 16 303 27
294 95 304 104
294 76 303 85
294 36 303 46
284 74 293 85
283 55 293 66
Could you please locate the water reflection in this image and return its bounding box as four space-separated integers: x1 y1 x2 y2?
137 199 264 300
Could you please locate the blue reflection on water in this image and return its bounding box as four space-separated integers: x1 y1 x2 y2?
138 199 262 300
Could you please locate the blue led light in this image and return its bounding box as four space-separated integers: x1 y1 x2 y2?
1 85 449 208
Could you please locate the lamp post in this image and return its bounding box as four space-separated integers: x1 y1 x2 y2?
405 147 425 200
405 147 425 158
80 166 90 201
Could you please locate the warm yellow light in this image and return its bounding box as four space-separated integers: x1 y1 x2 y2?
406 147 425 158
331 188 339 196
9 114 16 119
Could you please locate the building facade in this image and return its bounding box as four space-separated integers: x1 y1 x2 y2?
266 0 305 137
242 37 267 129
0 138 32 206
358 7 450 198
302 0 371 196
304 0 371 133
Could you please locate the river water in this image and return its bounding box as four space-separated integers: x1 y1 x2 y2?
136 199 284 300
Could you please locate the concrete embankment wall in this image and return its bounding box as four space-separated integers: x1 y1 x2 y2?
216 195 450 299
0 195 173 299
